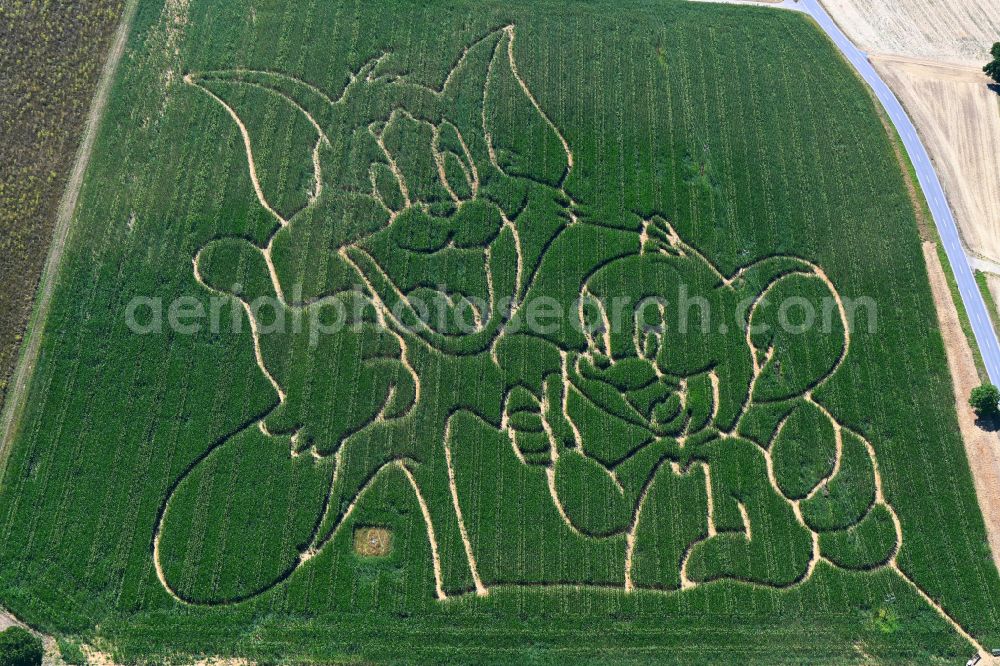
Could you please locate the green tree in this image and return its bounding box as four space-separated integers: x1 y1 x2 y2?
969 383 1000 418
0 627 43 666
985 42 1000 84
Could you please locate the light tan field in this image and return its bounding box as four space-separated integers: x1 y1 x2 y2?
820 0 999 66
873 56 1000 262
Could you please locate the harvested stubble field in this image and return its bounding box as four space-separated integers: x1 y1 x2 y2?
872 56 1000 264
819 0 1000 67
0 0 998 663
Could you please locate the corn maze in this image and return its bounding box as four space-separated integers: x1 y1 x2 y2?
1 1 999 662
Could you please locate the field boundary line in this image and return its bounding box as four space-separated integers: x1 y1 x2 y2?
0 0 140 486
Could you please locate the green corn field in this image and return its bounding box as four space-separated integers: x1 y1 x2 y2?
0 0 997 662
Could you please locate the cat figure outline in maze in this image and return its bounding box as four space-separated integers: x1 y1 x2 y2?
154 23 574 604
151 23 985 655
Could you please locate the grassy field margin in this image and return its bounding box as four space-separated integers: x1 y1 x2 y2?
974 270 1000 340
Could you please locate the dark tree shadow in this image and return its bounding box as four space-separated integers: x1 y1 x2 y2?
974 412 1000 432
988 83 1000 97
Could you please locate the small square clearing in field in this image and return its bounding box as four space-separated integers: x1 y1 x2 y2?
353 527 392 557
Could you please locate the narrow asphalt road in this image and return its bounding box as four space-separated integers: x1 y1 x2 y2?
797 0 1000 386
693 0 1000 386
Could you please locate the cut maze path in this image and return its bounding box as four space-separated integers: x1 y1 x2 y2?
2 2 999 663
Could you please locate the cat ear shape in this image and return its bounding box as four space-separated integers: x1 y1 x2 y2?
187 56 395 221
186 72 327 222
433 26 570 188
482 27 571 187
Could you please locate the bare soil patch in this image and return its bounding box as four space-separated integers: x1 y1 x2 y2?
923 241 1000 574
0 609 19 632
354 526 393 557
874 56 1000 264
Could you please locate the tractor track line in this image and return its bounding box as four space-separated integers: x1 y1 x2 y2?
0 0 140 486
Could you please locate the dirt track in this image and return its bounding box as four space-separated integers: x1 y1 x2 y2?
0 1 139 480
923 242 1000 574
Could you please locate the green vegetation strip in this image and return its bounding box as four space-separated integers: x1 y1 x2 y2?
975 270 1000 340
